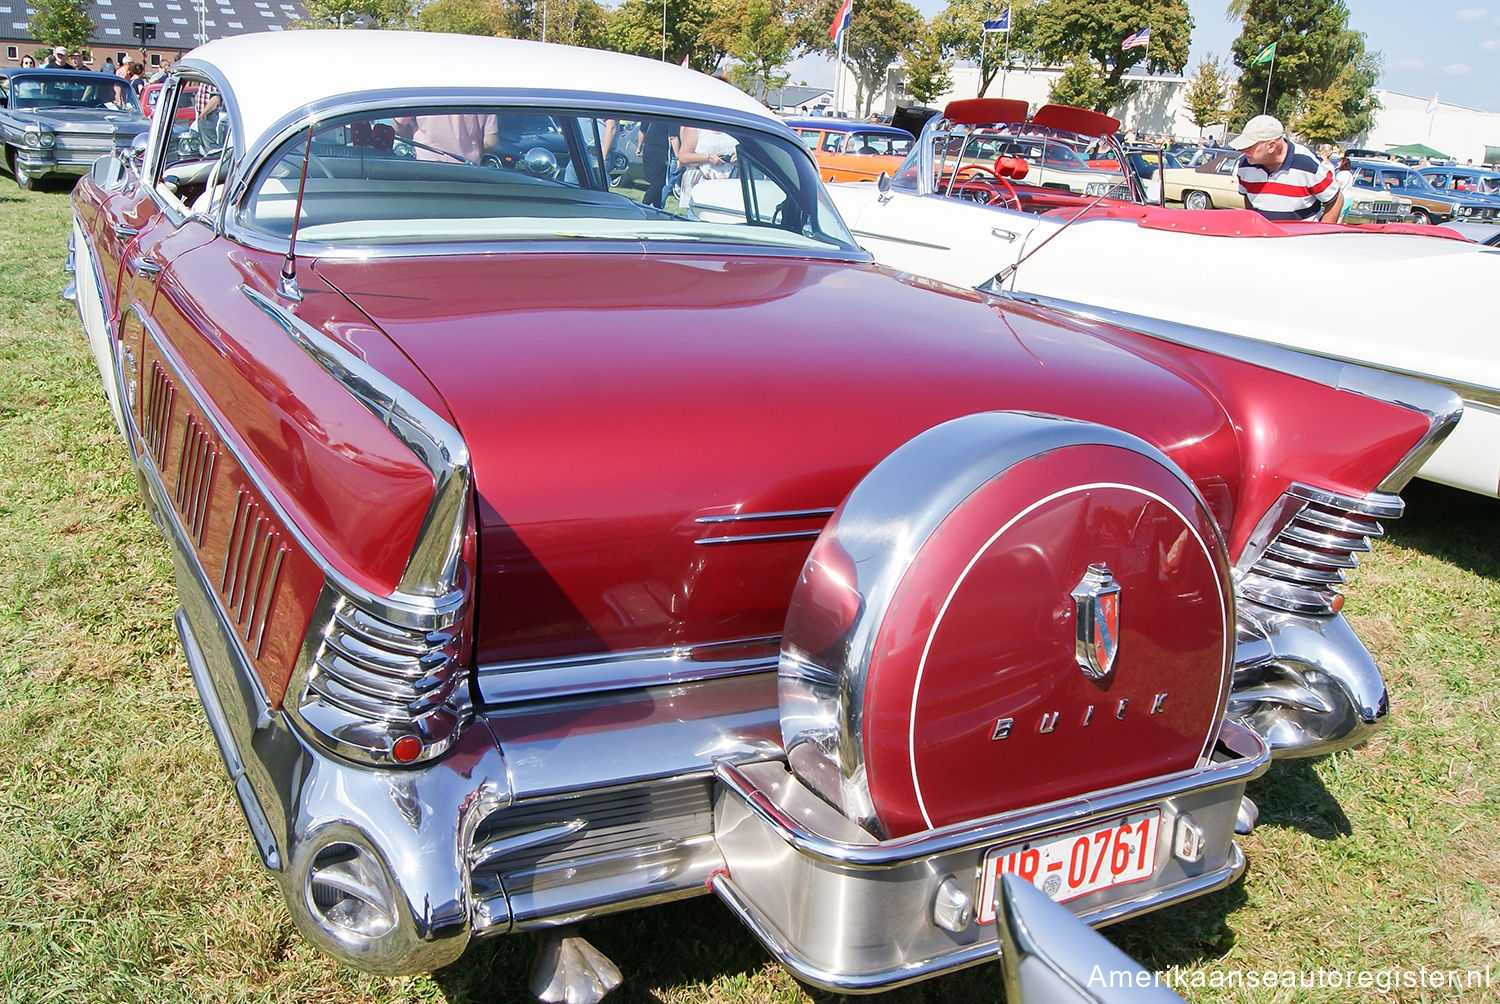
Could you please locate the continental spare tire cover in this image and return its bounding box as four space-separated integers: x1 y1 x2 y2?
779 412 1234 839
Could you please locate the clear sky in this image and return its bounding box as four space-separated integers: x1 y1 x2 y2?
787 0 1500 114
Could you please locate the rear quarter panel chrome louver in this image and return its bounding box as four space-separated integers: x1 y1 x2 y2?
1236 484 1403 615
221 489 287 660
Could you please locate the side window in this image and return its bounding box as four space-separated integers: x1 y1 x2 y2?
1355 168 1375 186
155 79 232 214
821 132 842 152
794 129 818 149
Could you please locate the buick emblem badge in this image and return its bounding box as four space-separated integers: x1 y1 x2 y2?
1071 563 1120 680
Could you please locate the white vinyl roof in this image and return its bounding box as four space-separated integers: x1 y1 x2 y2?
181 30 777 150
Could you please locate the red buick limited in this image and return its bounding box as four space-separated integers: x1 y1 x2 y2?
66 29 1458 1000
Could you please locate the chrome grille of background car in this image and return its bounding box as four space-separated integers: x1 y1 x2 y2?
1237 485 1404 616
309 593 466 729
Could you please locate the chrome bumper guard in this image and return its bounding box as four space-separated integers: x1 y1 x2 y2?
709 721 1270 994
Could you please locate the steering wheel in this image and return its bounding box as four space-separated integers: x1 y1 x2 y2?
952 163 1020 210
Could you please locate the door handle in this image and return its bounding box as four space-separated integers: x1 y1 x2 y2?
132 257 163 280
113 224 140 241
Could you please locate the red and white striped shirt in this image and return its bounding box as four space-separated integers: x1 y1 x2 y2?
1235 141 1338 221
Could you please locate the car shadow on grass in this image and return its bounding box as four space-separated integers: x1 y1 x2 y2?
1386 479 1500 579
431 866 1254 1003
1246 758 1352 840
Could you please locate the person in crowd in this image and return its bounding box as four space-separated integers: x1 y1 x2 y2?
101 55 115 76
394 113 498 164
67 51 85 69
149 58 172 84
19 54 36 68
675 123 736 202
1334 156 1355 223
1231 114 1342 223
120 61 147 97
41 46 68 68
638 119 673 208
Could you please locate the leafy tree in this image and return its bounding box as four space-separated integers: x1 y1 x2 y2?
816 0 923 116
605 0 736 70
298 0 415 28
1292 62 1380 145
417 0 506 35
901 27 953 105
729 0 795 100
1228 0 1379 136
1032 0 1192 113
932 0 1042 97
28 0 95 50
1183 53 1230 133
1048 57 1111 110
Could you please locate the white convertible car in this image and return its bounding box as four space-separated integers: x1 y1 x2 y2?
813 99 1500 498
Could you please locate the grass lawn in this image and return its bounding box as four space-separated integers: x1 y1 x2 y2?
0 178 1495 1003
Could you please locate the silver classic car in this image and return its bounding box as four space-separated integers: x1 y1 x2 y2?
0 68 150 189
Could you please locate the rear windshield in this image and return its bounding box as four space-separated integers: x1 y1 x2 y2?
237 104 859 254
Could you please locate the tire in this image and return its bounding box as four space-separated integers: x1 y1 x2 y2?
1410 207 1431 225
1183 190 1211 211
8 149 33 191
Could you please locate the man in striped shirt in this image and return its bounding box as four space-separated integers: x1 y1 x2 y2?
1230 115 1344 222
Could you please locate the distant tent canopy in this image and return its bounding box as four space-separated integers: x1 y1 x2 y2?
1384 142 1450 160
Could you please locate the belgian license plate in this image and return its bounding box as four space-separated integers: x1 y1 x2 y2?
976 810 1160 924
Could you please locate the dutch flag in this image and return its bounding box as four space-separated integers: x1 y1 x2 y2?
830 0 854 45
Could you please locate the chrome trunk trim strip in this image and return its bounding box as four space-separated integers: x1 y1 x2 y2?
475 637 780 707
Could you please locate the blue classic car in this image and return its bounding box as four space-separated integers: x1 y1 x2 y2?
1418 165 1500 223
0 68 150 189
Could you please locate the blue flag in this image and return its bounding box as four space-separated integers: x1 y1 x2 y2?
984 9 1011 32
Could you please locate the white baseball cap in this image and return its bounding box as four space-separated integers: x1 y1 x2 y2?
1230 115 1284 150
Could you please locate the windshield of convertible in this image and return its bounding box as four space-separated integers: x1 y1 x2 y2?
237 105 859 253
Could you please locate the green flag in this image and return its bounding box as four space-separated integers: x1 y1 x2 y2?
1250 42 1276 66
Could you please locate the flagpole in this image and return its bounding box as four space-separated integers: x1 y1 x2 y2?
1002 30 1010 98
981 29 988 97
1262 53 1274 114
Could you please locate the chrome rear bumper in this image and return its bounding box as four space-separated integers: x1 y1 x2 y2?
709 722 1268 993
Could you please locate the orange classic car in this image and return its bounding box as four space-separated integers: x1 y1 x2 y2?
784 116 914 182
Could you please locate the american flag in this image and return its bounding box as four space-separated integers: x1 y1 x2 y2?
1121 27 1150 50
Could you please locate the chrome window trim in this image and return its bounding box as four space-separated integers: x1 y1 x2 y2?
212 87 868 263
991 291 1465 494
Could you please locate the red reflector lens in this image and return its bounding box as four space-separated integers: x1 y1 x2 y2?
391 735 423 763
1330 592 1345 613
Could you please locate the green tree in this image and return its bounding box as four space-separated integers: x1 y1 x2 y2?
417 0 506 34
1183 53 1230 133
901 27 953 105
28 0 95 50
605 0 736 70
818 0 923 116
932 0 1041 97
729 0 795 100
1292 62 1380 145
1048 56 1111 109
297 0 415 28
1228 0 1379 136
1032 0 1192 113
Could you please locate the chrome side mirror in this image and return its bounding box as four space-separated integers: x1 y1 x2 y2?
876 171 892 202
